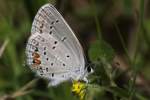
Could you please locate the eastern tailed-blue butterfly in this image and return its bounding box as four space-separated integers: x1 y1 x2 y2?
26 3 93 86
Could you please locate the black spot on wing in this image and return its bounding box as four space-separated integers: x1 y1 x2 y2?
49 31 52 35
46 68 48 72
54 41 57 44
52 73 54 77
56 19 59 23
66 55 70 58
51 63 54 66
63 63 65 66
51 21 54 25
52 46 56 49
44 52 46 55
35 47 39 51
46 58 49 61
44 47 46 50
50 26 53 29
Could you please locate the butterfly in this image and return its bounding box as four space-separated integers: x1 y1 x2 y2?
26 3 93 86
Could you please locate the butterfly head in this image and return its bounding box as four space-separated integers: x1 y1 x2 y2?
74 66 93 83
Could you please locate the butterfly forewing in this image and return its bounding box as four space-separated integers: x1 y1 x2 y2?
31 3 85 68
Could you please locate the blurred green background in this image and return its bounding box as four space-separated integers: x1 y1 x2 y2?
0 0 150 100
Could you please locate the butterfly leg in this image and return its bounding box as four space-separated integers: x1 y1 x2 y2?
83 77 88 83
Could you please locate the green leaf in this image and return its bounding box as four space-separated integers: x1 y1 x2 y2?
85 84 106 100
88 39 114 63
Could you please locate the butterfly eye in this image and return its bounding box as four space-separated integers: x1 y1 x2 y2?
87 67 91 73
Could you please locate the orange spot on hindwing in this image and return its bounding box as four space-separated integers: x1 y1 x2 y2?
33 59 41 65
32 52 40 58
32 52 41 66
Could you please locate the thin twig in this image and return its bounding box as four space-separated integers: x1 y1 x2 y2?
113 54 150 95
0 39 9 58
91 0 102 40
0 78 39 100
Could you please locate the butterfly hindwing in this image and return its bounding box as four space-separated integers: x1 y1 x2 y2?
26 33 82 83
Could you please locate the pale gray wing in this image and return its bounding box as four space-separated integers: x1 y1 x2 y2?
26 33 81 85
31 4 85 75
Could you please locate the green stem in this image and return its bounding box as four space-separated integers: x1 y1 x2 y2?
91 0 102 40
129 0 145 99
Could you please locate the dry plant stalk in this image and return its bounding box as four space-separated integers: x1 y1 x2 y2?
0 79 39 100
0 39 9 58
